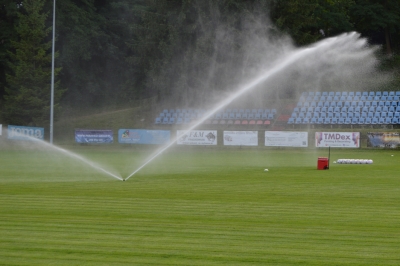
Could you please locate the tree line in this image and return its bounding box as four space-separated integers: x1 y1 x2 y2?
1 0 399 126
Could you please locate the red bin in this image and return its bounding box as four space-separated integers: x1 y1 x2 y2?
317 157 329 170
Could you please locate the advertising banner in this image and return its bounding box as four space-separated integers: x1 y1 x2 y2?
0 124 2 136
315 132 360 148
7 125 44 140
75 129 113 143
177 130 217 145
265 131 308 147
119 129 170 144
366 132 400 148
224 131 258 146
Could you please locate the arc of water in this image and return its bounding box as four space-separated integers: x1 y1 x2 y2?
125 33 358 181
32 138 123 181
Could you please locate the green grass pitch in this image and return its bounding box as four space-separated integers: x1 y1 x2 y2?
1 145 400 265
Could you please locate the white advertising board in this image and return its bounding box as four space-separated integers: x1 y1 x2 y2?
315 132 360 148
0 124 2 136
177 130 217 145
223 131 258 146
265 131 308 147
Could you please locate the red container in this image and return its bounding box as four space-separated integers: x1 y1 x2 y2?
317 157 329 170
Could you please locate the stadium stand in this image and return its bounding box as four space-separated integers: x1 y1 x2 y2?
154 107 277 126
290 91 400 127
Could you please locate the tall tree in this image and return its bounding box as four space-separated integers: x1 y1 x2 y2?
3 0 62 126
350 0 400 54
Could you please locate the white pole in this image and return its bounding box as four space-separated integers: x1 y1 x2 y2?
50 0 56 144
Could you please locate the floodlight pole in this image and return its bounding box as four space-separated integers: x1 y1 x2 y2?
50 0 56 144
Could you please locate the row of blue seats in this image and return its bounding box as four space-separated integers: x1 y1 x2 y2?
158 111 276 120
300 95 400 103
292 111 400 119
297 100 400 108
294 105 400 114
302 91 400 97
155 117 272 125
288 117 400 125
161 108 277 115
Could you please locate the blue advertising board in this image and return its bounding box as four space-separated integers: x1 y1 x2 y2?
118 129 170 144
8 125 44 140
75 129 113 143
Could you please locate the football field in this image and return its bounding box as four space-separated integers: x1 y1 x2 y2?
1 145 400 265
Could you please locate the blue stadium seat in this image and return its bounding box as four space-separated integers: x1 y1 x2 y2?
365 117 372 124
351 117 359 124
385 117 392 124
354 112 360 118
306 112 312 119
327 107 333 113
358 117 365 124
382 106 389 112
371 117 379 124
320 91 326 96
319 96 326 102
356 92 362 97
355 107 361 113
364 101 371 107
334 112 341 118
383 91 389 96
320 112 327 118
391 101 398 106
334 107 341 113
340 96 346 101
317 117 324 124
348 107 355 113
346 96 353 101
324 118 331 124
336 101 343 108
162 117 169 124
374 112 381 118
378 117 385 124
362 106 369 113
389 106 396 113
342 91 348 96
314 107 321 113
331 117 338 124
381 96 387 101
395 112 400 118
368 106 375 113
169 117 176 124
303 117 310 124
333 96 340 101
310 117 317 124
335 91 341 96
288 117 294 124
155 117 161 124
236 113 242 119
354 96 360 101
271 109 277 114
344 117 352 124
369 91 375 96
295 117 302 124
387 96 393 101
367 112 374 118
392 117 400 124
329 91 335 96
341 112 347 118
310 101 316 107
367 96 373 101
374 96 381 101
268 113 274 119
307 107 314 113
397 106 400 112
389 91 395 96
176 117 183 124
376 106 382 113
376 91 382 96
344 101 351 107
381 112 387 118
362 91 368 97
247 113 254 119
261 113 268 120
372 101 378 107
327 112 333 118
349 92 355 97
338 117 345 124
360 96 367 101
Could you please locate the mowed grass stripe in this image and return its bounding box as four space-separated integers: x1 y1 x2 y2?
1 148 400 265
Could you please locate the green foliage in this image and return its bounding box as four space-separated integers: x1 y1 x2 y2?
3 0 63 126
